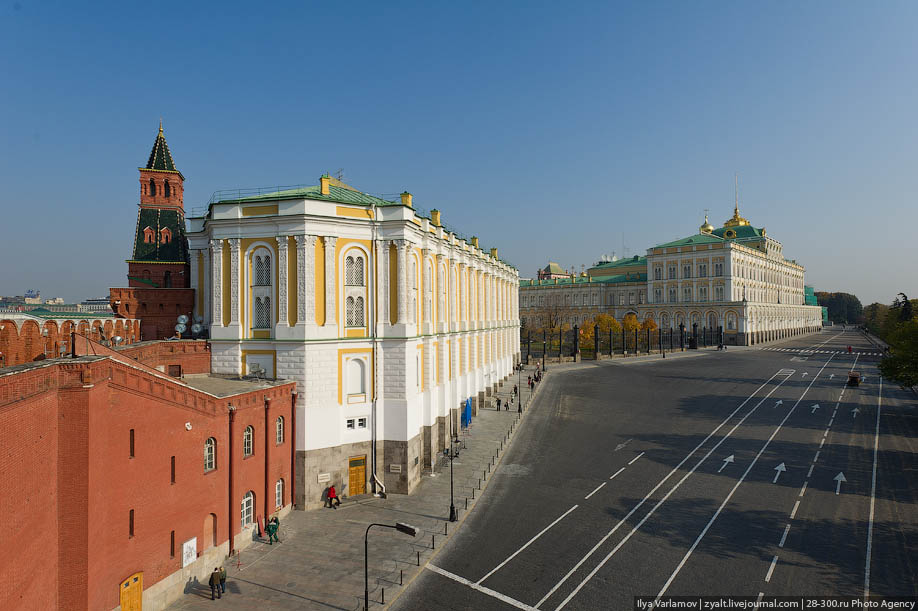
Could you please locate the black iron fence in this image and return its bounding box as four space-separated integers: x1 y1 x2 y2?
520 325 725 361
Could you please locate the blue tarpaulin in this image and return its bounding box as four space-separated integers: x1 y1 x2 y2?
461 398 472 428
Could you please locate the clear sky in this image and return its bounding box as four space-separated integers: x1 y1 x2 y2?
1 1 915 306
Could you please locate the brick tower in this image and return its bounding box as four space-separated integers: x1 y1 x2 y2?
110 124 195 340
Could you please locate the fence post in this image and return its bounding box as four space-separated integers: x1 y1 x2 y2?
622 328 626 355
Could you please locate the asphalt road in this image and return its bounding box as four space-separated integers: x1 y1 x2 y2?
391 329 917 610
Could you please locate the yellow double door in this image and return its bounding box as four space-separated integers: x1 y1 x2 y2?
348 455 366 495
120 572 142 610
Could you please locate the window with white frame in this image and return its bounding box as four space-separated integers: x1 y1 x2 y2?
275 416 284 445
243 425 253 457
683 287 692 302
249 247 274 332
629 292 635 305
357 417 367 428
275 479 284 508
699 286 708 301
241 491 254 528
698 263 707 277
714 262 723 276
654 288 662 303
409 258 418 323
683 264 691 278
345 251 367 328
715 285 725 301
654 267 662 280
347 358 366 397
668 265 677 279
204 437 216 472
424 261 432 322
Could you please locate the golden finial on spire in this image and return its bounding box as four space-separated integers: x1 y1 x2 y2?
724 173 751 227
159 117 163 134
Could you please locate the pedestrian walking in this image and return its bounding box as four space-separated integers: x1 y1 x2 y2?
513 384 518 397
266 516 280 544
209 568 221 600
528 375 532 386
327 484 341 508
219 566 226 594
496 397 502 411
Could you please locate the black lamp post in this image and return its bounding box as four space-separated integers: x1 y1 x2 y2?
444 438 458 522
679 323 685 351
365 522 418 610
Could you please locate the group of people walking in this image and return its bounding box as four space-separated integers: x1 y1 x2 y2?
207 515 282 600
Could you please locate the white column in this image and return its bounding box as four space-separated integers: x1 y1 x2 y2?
376 240 389 326
210 239 223 327
323 236 337 328
396 240 408 324
421 248 431 328
295 234 317 328
276 236 288 327
189 248 200 320
202 246 211 326
228 238 241 330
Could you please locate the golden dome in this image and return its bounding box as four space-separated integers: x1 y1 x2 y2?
724 204 751 227
699 214 714 234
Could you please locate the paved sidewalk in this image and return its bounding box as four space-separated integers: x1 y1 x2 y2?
168 365 548 611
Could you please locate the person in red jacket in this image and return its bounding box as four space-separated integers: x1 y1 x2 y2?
326 484 341 509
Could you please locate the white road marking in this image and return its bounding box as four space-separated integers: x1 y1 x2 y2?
628 452 645 465
828 417 834 426
778 524 791 548
807 464 814 478
756 592 764 609
813 451 820 463
799 481 808 497
791 501 801 520
834 472 846 495
765 555 779 582
819 437 825 448
609 467 625 480
539 371 791 610
428 564 539 611
584 483 606 500
772 463 787 484
865 377 882 597
476 504 579 585
653 355 835 602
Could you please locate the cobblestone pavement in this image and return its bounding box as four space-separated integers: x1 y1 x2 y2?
168 365 547 611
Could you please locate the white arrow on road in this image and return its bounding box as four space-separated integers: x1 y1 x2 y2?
718 454 735 473
614 438 633 452
773 462 787 483
811 403 820 414
774 400 784 408
829 373 835 379
852 407 859 418
834 472 847 495
802 372 809 378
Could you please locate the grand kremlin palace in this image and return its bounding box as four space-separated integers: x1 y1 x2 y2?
186 175 520 507
520 206 823 345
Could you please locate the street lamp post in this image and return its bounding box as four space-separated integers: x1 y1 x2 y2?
444 438 458 522
365 522 418 610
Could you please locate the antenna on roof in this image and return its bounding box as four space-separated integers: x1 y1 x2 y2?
734 173 739 214
334 168 345 181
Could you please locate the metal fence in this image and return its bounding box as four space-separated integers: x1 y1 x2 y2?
520 325 725 360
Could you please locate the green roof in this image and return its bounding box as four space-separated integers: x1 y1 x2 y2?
711 225 763 239
653 233 724 248
217 184 399 207
542 261 567 274
590 255 646 269
521 272 646 286
22 308 115 319
145 125 178 173
131 207 189 264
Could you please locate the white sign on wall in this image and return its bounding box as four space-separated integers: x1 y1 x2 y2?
182 537 197 568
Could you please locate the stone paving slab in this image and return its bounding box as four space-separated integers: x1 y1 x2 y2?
167 365 548 611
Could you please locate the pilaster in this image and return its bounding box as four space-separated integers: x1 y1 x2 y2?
396 240 408 325
276 236 288 329
210 239 223 328
324 236 337 328
228 238 241 333
295 234 317 329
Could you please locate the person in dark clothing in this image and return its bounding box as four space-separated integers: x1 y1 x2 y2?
209 568 221 599
327 484 341 508
219 567 226 594
496 397 501 411
267 516 280 543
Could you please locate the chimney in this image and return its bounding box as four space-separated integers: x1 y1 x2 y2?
471 236 479 249
490 247 498 259
320 174 330 195
431 209 441 226
400 191 413 207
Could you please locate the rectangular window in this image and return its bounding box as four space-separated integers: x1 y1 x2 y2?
358 418 367 428
129 509 134 538
698 264 707 277
170 530 175 558
171 456 175 484
668 266 677 279
654 289 662 303
346 419 355 430
129 429 134 458
683 265 691 278
683 287 692 302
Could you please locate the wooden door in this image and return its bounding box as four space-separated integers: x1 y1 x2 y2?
120 572 143 611
348 456 366 495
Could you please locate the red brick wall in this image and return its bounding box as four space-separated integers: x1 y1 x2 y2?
0 365 60 611
1 318 140 369
109 287 195 341
0 355 295 611
117 340 211 375
139 169 183 210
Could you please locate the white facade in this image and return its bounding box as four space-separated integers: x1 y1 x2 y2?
187 179 520 505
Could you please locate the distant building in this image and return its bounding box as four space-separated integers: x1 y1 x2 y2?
109 124 194 340
537 261 572 280
79 296 114 313
520 207 823 345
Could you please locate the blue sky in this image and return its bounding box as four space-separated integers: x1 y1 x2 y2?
1 1 915 305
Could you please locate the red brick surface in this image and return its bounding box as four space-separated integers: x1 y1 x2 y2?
0 341 295 611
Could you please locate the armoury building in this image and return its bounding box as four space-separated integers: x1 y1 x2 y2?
520 205 823 345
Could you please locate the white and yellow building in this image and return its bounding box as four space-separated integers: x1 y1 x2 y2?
186 175 519 507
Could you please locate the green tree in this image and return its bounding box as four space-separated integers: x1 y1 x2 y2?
863 302 889 337
815 291 864 324
878 320 918 389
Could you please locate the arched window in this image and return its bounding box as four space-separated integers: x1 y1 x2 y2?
149 178 156 197
275 479 284 508
409 258 418 323
248 247 275 336
254 297 270 329
143 226 154 244
345 296 355 326
354 297 364 326
164 179 171 198
727 312 737 330
204 437 216 471
345 256 355 285
275 416 284 445
241 491 254 528
243 425 253 456
347 358 366 396
253 254 271 286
